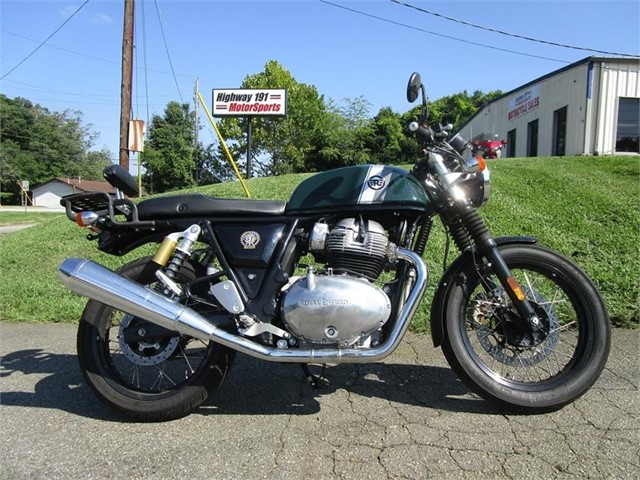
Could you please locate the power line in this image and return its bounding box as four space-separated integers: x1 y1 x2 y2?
390 0 639 58
153 0 184 103
2 79 181 100
0 29 119 65
0 0 92 80
318 0 570 64
2 79 119 103
140 0 151 123
0 29 193 79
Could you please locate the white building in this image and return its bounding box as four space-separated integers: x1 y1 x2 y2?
457 57 640 157
32 178 115 209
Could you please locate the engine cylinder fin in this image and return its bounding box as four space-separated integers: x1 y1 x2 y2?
325 218 388 280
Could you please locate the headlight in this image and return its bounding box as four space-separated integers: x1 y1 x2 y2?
475 168 491 207
461 168 490 208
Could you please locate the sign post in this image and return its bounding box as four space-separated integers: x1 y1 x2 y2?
212 88 287 179
20 180 29 211
246 117 253 179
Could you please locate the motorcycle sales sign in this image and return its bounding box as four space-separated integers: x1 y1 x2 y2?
212 89 287 117
507 84 541 121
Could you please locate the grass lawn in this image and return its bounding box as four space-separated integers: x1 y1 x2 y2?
0 156 638 329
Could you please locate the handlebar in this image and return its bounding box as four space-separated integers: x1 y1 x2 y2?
409 121 456 146
408 121 434 144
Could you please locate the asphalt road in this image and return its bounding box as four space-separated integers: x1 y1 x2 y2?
1 323 638 479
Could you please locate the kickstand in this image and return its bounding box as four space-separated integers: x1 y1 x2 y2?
300 364 326 388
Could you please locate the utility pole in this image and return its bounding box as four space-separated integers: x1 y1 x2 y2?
119 0 135 171
194 78 199 146
193 78 199 184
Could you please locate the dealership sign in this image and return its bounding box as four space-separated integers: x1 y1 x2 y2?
212 88 287 117
508 85 541 121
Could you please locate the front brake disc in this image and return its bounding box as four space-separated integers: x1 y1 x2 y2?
472 289 558 366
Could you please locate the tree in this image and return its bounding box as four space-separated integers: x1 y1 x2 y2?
194 143 234 185
142 101 197 193
0 95 112 204
366 107 420 165
426 90 504 131
306 96 374 171
217 60 327 176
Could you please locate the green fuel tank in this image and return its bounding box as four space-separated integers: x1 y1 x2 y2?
285 165 430 215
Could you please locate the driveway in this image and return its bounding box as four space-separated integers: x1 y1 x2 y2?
0 224 36 235
0 323 638 479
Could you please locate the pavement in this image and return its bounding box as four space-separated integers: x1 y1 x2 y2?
0 206 65 213
0 323 638 480
0 223 36 235
0 205 65 234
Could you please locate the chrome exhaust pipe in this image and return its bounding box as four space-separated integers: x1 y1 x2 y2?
58 258 218 341
58 249 427 364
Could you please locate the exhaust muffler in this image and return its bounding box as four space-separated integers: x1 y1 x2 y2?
58 251 427 364
58 258 218 341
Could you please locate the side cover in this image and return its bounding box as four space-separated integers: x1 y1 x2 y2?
285 165 430 215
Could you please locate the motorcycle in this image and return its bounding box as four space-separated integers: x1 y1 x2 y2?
58 72 610 421
471 134 507 159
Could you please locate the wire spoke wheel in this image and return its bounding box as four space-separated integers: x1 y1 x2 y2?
77 256 235 421
105 312 209 393
468 269 574 383
442 244 610 412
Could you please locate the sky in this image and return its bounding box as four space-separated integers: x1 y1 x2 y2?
1 0 639 173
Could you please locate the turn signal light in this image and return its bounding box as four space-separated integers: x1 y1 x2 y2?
75 211 99 227
506 276 526 301
475 156 487 172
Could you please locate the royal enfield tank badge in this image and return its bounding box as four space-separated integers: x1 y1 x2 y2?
367 175 386 190
240 231 261 249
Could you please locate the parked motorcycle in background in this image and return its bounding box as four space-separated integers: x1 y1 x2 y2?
58 72 611 421
471 134 507 159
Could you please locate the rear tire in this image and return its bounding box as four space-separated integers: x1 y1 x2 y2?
441 244 610 412
77 256 235 421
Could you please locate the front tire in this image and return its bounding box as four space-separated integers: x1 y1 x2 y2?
77 256 235 421
441 244 610 412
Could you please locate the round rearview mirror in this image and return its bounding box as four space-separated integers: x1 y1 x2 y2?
406 72 422 103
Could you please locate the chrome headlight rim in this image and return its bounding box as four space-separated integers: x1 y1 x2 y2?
463 167 491 208
479 167 491 206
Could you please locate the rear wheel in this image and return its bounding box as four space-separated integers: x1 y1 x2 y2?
441 245 610 412
77 256 235 421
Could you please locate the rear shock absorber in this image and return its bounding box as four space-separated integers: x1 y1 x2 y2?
152 225 202 295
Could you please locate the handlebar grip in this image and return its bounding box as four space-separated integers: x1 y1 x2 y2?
409 121 433 144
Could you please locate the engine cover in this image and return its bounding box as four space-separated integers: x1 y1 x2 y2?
281 271 391 345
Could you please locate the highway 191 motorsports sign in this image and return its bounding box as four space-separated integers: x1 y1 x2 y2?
212 88 287 117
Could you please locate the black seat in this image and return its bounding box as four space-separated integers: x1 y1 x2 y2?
137 194 287 220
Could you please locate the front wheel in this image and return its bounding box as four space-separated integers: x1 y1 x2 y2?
77 256 236 421
441 244 610 413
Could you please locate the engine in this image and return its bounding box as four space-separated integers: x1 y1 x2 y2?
280 218 392 346
312 218 389 280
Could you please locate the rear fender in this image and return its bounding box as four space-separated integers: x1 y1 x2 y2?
429 236 537 347
97 229 168 256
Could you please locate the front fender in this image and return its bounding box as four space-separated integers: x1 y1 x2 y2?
429 236 537 347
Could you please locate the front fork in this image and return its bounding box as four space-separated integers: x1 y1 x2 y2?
477 238 542 332
448 205 542 332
